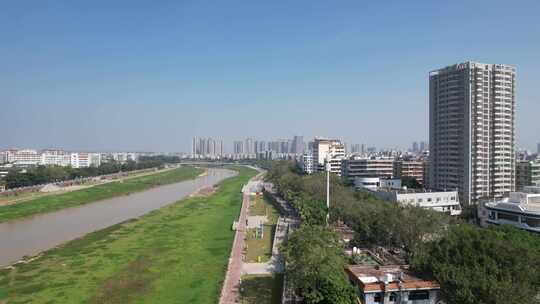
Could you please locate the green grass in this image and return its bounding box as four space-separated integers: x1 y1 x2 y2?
239 274 283 304
245 194 279 263
249 195 279 224
0 166 203 223
0 166 257 304
245 225 275 263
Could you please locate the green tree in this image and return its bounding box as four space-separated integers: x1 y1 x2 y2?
281 226 357 304
411 224 540 304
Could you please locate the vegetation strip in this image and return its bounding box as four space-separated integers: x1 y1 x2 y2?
0 166 203 223
239 274 284 304
0 166 257 304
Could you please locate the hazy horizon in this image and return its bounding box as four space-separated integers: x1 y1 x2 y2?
2 1 539 152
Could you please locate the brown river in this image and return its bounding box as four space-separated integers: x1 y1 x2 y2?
0 168 236 266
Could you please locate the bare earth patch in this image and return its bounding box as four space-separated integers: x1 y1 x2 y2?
190 186 218 198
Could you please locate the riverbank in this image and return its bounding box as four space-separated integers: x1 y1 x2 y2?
0 166 257 303
0 166 203 223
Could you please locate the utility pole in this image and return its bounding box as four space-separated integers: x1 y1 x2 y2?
326 154 331 226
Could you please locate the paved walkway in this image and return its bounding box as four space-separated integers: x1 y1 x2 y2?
219 192 249 304
219 171 264 304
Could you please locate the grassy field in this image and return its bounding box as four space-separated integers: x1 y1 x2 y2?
0 166 203 223
239 275 284 304
249 195 278 224
245 194 279 263
0 166 257 304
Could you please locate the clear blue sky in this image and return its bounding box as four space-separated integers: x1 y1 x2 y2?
1 0 539 152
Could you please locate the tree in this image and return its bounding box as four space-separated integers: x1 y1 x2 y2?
411 224 540 304
281 226 357 304
401 176 422 189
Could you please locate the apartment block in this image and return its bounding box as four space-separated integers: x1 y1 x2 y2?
312 138 345 175
342 157 394 181
429 62 516 204
393 160 424 185
516 159 540 190
300 152 314 174
6 149 41 166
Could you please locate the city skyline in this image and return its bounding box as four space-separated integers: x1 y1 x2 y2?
2 1 539 152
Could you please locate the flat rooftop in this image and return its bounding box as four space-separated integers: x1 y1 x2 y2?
346 265 440 293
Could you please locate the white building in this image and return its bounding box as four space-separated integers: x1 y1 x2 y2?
6 149 41 166
479 186 540 233
430 62 516 204
41 150 71 167
354 177 402 191
71 153 90 168
342 157 395 181
312 137 345 175
0 151 7 164
300 152 314 174
355 177 462 215
89 153 102 167
346 265 442 304
374 188 462 216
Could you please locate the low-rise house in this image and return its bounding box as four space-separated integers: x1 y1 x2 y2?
346 265 442 304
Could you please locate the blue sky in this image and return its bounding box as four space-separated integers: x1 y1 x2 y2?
1 0 539 152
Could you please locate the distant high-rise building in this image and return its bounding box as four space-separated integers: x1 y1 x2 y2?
233 141 244 155
419 141 427 152
412 142 419 153
351 144 361 154
192 137 223 157
537 143 540 155
244 138 254 155
429 61 516 204
292 136 304 154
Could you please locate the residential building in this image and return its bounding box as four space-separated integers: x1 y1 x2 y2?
429 62 516 204
244 138 254 155
312 137 345 175
70 153 91 168
88 153 102 167
342 157 394 181
516 159 540 190
233 141 244 155
41 149 71 166
0 151 7 164
393 160 425 186
374 188 462 215
292 136 304 154
346 265 442 304
354 177 401 191
192 137 223 157
479 186 540 233
411 142 419 153
300 152 314 174
6 149 41 166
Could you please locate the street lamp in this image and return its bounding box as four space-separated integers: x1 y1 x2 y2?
326 154 331 226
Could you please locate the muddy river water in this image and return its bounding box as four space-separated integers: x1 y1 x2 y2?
0 168 236 266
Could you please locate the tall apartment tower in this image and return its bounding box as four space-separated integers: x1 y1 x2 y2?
312 137 345 175
429 61 516 205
